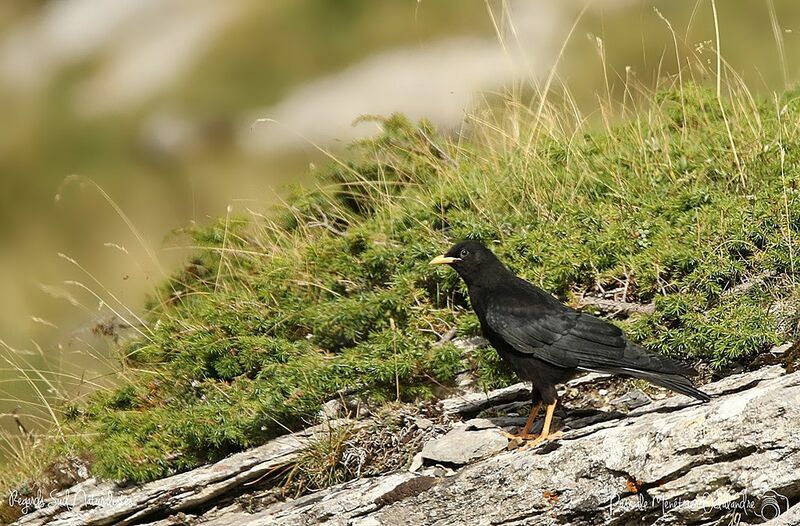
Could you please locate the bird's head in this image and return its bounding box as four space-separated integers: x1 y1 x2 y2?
429 240 506 285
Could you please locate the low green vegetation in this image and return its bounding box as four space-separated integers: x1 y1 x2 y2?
19 82 800 484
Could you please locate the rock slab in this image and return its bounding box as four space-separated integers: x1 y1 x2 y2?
12 366 800 526
420 427 508 465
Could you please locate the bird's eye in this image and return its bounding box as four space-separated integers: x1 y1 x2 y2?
459 249 469 258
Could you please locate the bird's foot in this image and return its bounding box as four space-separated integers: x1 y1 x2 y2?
520 430 563 450
502 430 552 451
500 431 540 441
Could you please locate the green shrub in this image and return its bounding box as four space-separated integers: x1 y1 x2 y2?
61 85 800 482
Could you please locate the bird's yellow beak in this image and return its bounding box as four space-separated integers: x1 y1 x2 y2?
429 255 459 265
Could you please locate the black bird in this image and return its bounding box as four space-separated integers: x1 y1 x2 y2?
431 240 709 446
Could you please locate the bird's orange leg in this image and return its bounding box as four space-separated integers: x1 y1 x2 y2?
501 401 542 440
520 401 542 436
522 400 563 448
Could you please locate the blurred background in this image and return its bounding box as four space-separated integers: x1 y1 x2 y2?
0 0 799 443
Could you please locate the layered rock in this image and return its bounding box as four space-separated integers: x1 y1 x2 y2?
13 366 799 526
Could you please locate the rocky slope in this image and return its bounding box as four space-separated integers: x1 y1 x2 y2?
11 364 799 526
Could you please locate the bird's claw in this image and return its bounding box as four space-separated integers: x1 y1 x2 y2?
500 431 540 441
520 430 563 450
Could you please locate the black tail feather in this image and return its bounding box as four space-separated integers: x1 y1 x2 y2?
632 370 711 402
589 366 711 402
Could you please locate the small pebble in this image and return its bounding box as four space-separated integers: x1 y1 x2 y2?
415 417 434 430
409 452 424 472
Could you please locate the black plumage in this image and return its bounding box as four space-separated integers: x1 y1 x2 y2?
431 240 709 443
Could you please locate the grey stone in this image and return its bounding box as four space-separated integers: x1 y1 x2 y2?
420 428 507 465
440 382 531 416
610 388 652 410
414 416 434 430
771 342 793 354
462 418 496 430
454 371 475 388
567 371 612 387
319 398 342 419
408 452 424 473
450 336 489 353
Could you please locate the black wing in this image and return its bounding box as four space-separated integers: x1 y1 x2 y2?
484 284 696 377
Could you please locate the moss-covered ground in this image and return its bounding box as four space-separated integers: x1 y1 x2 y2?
8 82 800 487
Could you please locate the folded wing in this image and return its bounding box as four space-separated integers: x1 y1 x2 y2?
484 286 701 381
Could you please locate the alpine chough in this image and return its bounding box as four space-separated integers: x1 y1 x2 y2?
431 240 709 446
